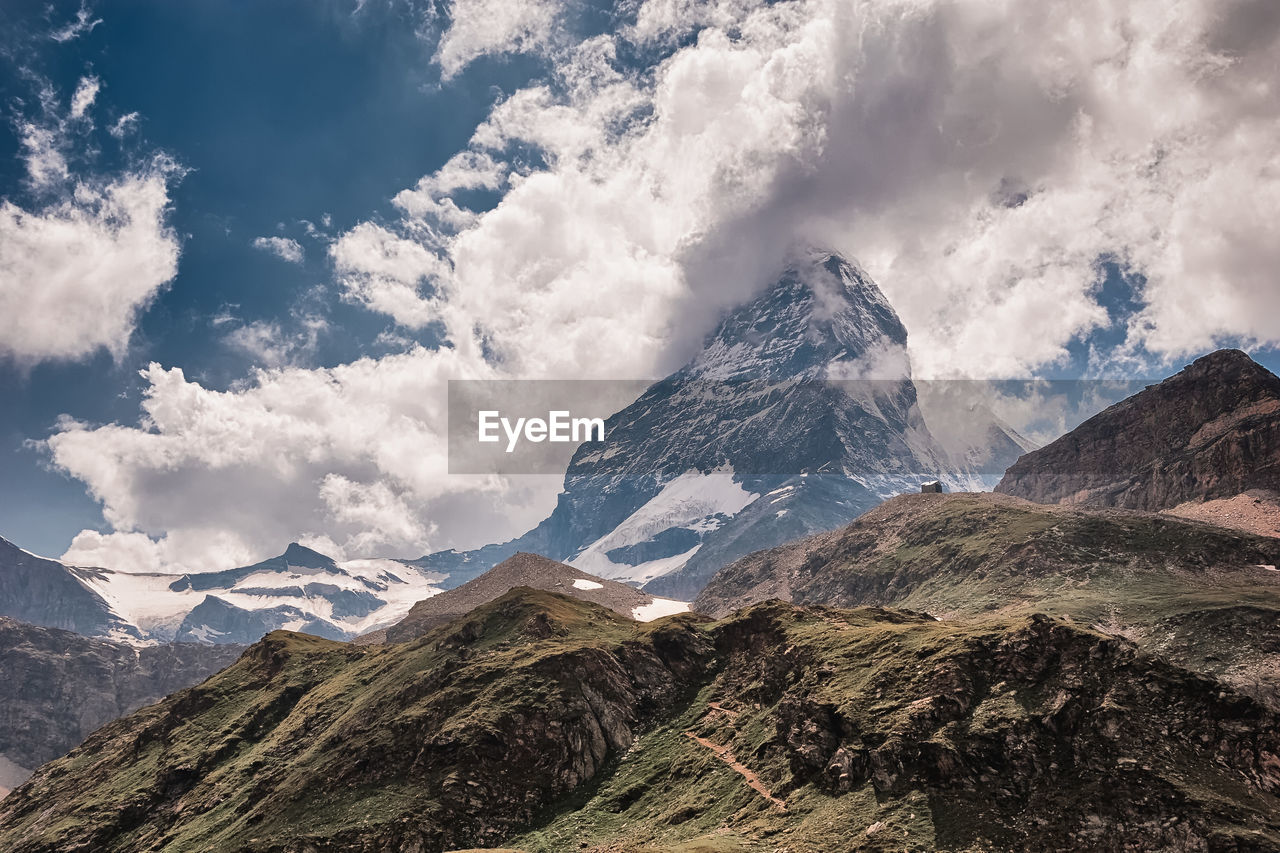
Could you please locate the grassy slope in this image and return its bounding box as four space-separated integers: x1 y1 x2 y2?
4 591 1280 853
695 493 1280 701
507 603 1280 853
0 590 684 852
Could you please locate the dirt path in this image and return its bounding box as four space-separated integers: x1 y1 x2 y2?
707 701 739 719
684 732 786 811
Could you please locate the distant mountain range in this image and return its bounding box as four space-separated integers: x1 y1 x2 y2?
0 539 442 645
412 251 1028 600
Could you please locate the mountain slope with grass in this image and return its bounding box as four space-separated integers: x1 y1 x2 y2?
2 590 1279 852
694 492 1280 703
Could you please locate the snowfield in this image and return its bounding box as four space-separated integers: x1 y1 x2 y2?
570 466 758 583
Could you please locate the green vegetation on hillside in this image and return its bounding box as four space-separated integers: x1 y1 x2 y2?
696 493 1280 703
3 588 1278 853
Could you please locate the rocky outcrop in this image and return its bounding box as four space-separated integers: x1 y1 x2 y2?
996 349 1280 510
4 592 1279 852
0 617 242 772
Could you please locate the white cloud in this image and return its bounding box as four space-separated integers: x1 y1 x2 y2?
50 2 103 43
18 122 70 189
330 222 448 327
1 66 181 366
222 314 327 367
251 235 305 264
0 160 181 364
433 0 561 79
46 354 562 572
47 0 1280 571
109 112 139 139
69 76 100 119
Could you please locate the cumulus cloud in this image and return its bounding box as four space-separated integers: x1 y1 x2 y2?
0 159 181 364
48 354 561 572
251 235 305 264
47 0 1280 571
1 66 181 366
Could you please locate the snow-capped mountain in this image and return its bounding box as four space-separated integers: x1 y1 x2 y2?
413 251 995 598
0 538 443 645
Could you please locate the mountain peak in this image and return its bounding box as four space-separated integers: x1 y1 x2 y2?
996 349 1280 510
1180 348 1280 389
280 542 337 569
383 552 680 642
684 250 909 382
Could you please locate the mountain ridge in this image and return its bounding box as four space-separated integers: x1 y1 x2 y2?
3 589 1278 851
0 537 442 646
382 552 687 643
996 349 1280 509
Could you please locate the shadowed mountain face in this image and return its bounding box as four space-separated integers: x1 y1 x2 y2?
0 617 241 792
996 349 1280 510
382 552 683 643
1 591 1277 852
694 492 1280 704
413 252 1003 601
0 538 138 640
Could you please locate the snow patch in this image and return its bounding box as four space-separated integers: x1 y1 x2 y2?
570 466 757 583
572 578 603 590
632 597 690 622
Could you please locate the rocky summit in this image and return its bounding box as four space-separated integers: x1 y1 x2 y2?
996 349 1280 510
1 590 1278 852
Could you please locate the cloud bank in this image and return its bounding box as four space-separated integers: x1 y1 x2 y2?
48 0 1280 571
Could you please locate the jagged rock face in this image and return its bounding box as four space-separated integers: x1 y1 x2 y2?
415 253 966 600
0 617 241 773
3 594 1278 852
693 492 1280 705
0 538 133 639
996 349 1280 510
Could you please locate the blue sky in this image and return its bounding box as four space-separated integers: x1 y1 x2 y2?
0 0 502 553
1 0 1278 569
